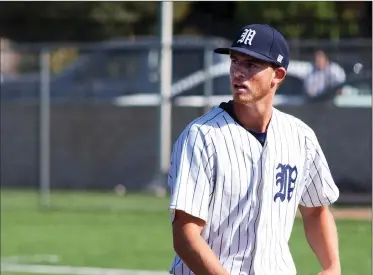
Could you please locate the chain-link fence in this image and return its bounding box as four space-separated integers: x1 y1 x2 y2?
1 37 371 210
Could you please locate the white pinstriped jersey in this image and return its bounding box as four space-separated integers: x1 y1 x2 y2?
167 102 339 275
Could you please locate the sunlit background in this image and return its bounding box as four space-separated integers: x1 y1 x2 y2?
1 2 372 275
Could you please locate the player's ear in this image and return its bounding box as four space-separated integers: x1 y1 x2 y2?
271 67 286 88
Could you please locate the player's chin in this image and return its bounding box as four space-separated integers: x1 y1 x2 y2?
233 93 254 104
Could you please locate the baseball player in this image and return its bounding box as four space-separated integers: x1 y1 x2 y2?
167 24 340 275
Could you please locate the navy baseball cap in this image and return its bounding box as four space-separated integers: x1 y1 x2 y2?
214 24 290 70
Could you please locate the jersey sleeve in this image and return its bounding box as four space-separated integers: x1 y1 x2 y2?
168 126 215 223
300 134 340 207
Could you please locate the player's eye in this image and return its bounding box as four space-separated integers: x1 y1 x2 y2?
246 62 257 68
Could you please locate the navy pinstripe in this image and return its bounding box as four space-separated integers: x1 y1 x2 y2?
168 106 339 275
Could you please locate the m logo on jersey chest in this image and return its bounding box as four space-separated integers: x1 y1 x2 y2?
274 163 298 202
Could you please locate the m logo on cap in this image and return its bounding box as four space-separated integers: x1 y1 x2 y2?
237 29 256 46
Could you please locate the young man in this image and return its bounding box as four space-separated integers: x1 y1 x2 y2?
167 24 340 275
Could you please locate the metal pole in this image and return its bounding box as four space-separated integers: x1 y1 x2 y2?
203 47 213 113
159 1 173 176
39 48 51 208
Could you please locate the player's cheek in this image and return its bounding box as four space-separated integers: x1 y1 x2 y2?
229 65 236 78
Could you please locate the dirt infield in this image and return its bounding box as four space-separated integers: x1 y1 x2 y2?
296 208 372 221
329 207 372 221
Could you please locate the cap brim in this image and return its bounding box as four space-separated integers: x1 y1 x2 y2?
214 46 278 66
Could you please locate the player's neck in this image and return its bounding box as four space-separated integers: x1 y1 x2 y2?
232 100 273 133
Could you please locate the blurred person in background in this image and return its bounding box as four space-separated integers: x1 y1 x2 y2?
303 50 346 99
0 38 20 83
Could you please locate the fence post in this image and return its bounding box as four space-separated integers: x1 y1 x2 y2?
158 1 173 191
39 48 51 208
203 46 213 113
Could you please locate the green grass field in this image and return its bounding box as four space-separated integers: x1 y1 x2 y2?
1 189 371 275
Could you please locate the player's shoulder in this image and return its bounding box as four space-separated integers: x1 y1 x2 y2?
274 108 317 141
179 106 224 138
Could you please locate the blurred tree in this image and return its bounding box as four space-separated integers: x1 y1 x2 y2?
232 1 361 39
180 1 370 40
0 2 173 41
175 2 235 37
0 1 370 42
0 2 193 42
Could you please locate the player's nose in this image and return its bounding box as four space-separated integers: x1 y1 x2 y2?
230 66 245 79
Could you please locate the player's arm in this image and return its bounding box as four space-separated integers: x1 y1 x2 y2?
172 211 229 275
168 127 228 275
299 134 340 274
298 205 340 274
